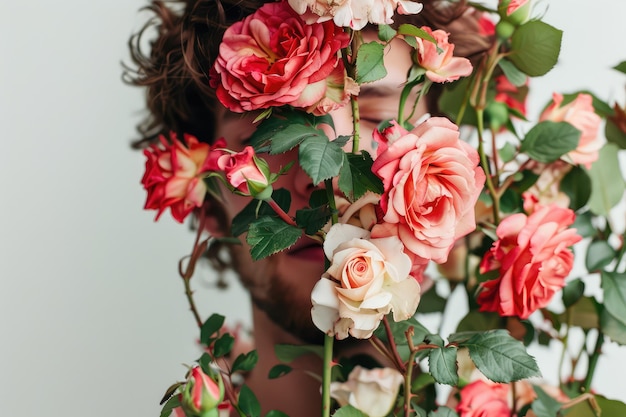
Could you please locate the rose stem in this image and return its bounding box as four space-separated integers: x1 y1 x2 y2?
267 198 297 226
383 316 406 373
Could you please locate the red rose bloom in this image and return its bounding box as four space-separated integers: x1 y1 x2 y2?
477 194 582 319
211 1 351 114
457 380 510 417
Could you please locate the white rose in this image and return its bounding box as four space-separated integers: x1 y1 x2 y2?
311 223 421 339
330 366 404 417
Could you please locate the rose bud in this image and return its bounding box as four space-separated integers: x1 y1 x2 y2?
180 367 225 417
216 146 273 200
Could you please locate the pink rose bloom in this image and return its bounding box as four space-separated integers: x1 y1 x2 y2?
311 224 421 339
142 134 223 223
540 92 602 169
457 380 510 417
216 146 270 195
211 2 351 115
330 366 404 417
289 0 423 31
413 26 473 83
506 0 529 15
370 117 485 264
477 194 582 319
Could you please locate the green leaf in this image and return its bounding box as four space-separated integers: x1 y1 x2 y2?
299 135 345 184
428 347 459 386
606 117 626 149
265 411 290 417
586 240 616 272
246 216 302 261
601 308 626 345
438 77 478 126
231 188 291 236
397 24 437 44
338 151 384 201
271 124 329 155
498 58 527 87
268 364 292 379
614 60 626 74
601 271 626 326
378 24 397 42
563 278 585 308
571 211 595 238
520 121 581 163
373 315 431 347
232 350 259 373
239 384 261 417
596 395 626 414
456 311 501 333
417 287 447 313
559 296 600 330
295 206 331 235
160 395 181 417
509 20 562 77
560 165 592 211
200 314 225 345
274 344 324 362
428 406 459 417
457 330 541 382
332 405 368 417
355 42 387 84
213 333 235 358
530 385 563 417
499 141 518 163
588 143 626 215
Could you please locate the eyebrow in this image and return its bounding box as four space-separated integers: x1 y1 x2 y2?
358 84 404 99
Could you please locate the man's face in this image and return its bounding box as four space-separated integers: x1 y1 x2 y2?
213 36 425 343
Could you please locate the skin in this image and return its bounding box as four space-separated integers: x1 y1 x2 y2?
211 35 427 417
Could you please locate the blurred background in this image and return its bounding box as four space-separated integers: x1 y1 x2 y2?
1 1 625 416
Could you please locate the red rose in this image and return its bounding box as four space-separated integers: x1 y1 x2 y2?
477 194 582 319
211 2 351 114
457 380 510 417
216 146 270 196
141 133 222 223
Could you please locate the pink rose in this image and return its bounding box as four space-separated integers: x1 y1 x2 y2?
311 224 420 339
210 2 351 115
370 117 485 264
413 26 473 83
288 0 423 31
506 0 529 16
540 92 602 169
457 380 510 417
142 133 223 223
330 366 404 417
216 146 270 196
477 194 582 319
179 367 224 416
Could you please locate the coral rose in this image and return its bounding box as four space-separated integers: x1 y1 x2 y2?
216 146 270 196
477 194 582 319
288 0 423 31
540 92 602 169
311 224 420 339
413 26 473 83
142 133 222 223
370 117 485 265
330 366 404 417
211 2 351 115
457 380 510 417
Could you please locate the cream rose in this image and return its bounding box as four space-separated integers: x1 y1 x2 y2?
311 223 420 339
330 366 404 417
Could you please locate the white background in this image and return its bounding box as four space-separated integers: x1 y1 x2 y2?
1 1 625 416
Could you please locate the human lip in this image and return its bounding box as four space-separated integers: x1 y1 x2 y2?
286 240 325 263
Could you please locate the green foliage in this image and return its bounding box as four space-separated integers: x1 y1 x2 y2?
274 344 324 362
530 385 563 417
560 296 600 331
296 205 331 235
428 406 459 417
338 151 384 201
563 278 585 308
356 42 387 84
428 347 459 385
332 405 368 417
571 211 595 238
417 288 447 313
437 77 478 126
299 135 345 184
265 411 290 417
586 240 616 272
246 216 302 260
378 24 397 42
160 395 181 417
606 117 626 149
509 20 562 76
456 311 501 333
231 188 291 236
213 333 235 358
396 24 437 44
268 364 292 379
200 314 225 346
588 143 626 215
239 384 261 417
600 271 626 344
453 330 541 383
232 350 259 373
560 166 591 211
613 60 626 74
520 121 581 163
498 58 527 87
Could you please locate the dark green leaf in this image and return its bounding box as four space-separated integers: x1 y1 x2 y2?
530 385 563 417
274 344 324 362
231 189 291 236
520 121 581 163
428 406 459 417
606 117 626 149
160 381 184 406
417 288 447 313
571 211 595 238
588 144 626 215
160 395 181 417
397 24 437 44
373 315 431 346
595 394 626 413
232 350 259 373
332 405 368 417
601 271 626 325
200 314 225 345
271 124 328 154
299 135 345 184
498 58 527 87
560 165 592 211
586 240 616 272
213 333 235 358
378 24 397 42
355 42 387 84
601 308 626 345
613 60 626 74
563 278 585 308
268 364 293 379
239 385 261 417
295 206 331 235
458 330 541 382
246 216 302 261
338 151 384 201
198 353 213 375
438 77 478 126
265 411 291 417
428 347 459 385
559 296 600 330
412 372 436 392
456 311 501 333
509 20 562 77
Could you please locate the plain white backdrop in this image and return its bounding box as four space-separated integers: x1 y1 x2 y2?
1 1 625 416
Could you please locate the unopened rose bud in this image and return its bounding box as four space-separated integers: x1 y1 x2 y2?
180 367 225 417
498 0 531 26
216 146 272 199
